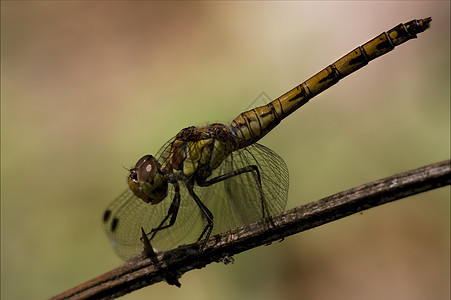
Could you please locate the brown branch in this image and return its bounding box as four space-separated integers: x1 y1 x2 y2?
51 160 451 300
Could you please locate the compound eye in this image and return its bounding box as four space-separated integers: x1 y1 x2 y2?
134 155 153 168
137 159 155 183
128 154 167 203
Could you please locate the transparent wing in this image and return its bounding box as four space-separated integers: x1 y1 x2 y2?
103 186 204 260
202 142 289 235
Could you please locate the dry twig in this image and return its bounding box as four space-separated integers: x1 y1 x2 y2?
51 160 450 300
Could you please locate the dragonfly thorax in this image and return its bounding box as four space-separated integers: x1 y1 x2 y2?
127 155 168 204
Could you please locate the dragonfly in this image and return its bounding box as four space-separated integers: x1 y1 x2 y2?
103 18 431 260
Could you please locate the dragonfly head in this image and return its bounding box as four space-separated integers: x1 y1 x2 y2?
128 155 168 204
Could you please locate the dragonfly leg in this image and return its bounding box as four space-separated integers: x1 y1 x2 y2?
140 227 157 258
186 183 214 249
199 165 273 221
199 165 260 186
147 182 181 240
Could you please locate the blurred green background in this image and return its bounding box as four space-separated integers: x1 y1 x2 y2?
1 2 449 300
